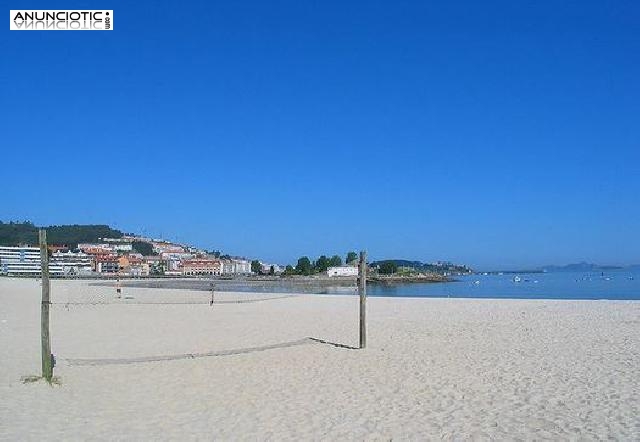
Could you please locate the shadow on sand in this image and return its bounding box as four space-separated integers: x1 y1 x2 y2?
65 337 358 366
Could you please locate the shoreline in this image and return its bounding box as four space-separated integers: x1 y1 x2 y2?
0 273 453 284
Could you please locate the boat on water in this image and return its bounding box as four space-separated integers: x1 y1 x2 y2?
513 275 522 283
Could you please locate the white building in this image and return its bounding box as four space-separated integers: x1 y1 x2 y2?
0 246 64 276
261 263 283 274
326 266 359 277
100 238 133 252
77 243 112 252
235 259 251 274
154 243 186 254
160 252 193 261
51 251 93 276
222 259 252 275
106 242 132 252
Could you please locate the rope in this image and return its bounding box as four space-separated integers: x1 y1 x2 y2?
65 338 319 366
50 295 299 307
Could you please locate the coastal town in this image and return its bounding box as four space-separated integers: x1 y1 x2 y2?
0 235 268 278
0 224 472 279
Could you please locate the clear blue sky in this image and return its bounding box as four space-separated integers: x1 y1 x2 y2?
3 1 639 269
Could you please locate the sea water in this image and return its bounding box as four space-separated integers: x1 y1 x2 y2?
365 270 640 300
121 269 640 300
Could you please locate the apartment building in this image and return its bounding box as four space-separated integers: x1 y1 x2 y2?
51 250 93 276
0 246 65 276
180 259 223 276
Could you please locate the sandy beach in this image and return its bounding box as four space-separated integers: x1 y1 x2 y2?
1 278 638 440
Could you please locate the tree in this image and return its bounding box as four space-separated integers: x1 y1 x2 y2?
329 255 342 267
0 222 124 248
251 260 261 274
132 241 154 256
295 256 312 275
346 251 358 265
283 265 295 276
269 265 275 275
315 255 329 273
378 260 398 275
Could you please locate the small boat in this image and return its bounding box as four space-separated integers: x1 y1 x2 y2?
513 276 522 283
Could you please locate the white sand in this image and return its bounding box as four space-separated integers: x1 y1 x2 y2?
1 278 639 440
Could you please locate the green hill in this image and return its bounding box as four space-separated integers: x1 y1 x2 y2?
0 221 123 248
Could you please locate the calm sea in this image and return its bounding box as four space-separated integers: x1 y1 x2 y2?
364 270 640 300
121 269 640 300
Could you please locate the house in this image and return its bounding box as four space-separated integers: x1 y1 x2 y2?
94 255 120 274
78 243 114 255
144 255 166 274
102 237 133 252
118 255 150 277
261 263 283 274
326 266 359 277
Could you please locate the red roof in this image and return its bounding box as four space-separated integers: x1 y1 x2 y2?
95 255 118 262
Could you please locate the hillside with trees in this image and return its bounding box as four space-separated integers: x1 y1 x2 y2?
0 221 124 248
131 240 154 256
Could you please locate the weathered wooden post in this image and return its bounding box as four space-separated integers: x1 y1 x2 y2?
358 250 367 349
39 229 53 382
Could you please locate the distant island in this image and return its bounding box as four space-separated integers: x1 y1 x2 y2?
540 262 625 272
482 262 635 274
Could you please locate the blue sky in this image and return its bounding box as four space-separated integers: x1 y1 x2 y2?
2 1 639 269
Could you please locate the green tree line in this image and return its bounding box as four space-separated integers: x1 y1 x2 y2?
282 251 359 276
0 221 124 248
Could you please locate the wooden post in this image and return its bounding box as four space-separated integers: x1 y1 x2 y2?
358 250 367 349
39 229 53 382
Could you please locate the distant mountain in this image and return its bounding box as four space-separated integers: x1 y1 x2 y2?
0 221 123 248
541 262 624 272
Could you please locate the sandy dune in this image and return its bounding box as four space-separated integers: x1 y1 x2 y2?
1 278 639 440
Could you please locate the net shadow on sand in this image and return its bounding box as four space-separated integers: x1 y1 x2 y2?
65 337 357 366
